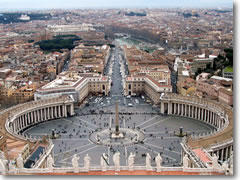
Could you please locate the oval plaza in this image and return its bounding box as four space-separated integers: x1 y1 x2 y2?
0 47 233 175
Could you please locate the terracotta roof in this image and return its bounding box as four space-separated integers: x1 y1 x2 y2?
193 149 211 163
33 170 224 176
188 107 233 149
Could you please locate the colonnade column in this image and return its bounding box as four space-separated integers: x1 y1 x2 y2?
221 148 224 161
31 112 34 124
55 106 58 118
216 150 219 158
24 114 27 126
174 103 176 114
169 103 172 114
51 107 54 119
64 105 67 117
204 109 207 122
209 111 212 125
44 108 47 120
188 105 190 117
19 116 22 130
13 122 15 132
27 113 29 125
194 107 197 119
70 104 74 116
37 110 40 122
15 118 19 131
34 111 37 124
225 146 229 161
58 106 61 117
178 104 180 115
47 108 49 120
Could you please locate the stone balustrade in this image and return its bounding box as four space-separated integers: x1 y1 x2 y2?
2 165 226 175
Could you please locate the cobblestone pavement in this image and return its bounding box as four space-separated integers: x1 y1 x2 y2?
26 101 214 167
25 46 215 168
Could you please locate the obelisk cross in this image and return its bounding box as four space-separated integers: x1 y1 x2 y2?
115 101 119 135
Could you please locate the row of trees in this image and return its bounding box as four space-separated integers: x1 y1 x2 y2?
125 12 147 17
35 34 81 52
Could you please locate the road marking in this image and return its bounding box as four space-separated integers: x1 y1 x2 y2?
109 116 112 128
26 133 48 135
112 95 123 97
75 117 97 129
142 117 171 130
137 115 159 127
145 131 175 134
145 136 179 140
136 144 176 161
144 142 181 155
59 144 98 163
62 118 95 131
125 146 128 165
55 142 93 157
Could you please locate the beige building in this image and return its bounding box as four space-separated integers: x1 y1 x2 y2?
11 84 37 104
34 71 110 103
138 65 171 83
196 75 233 103
124 75 172 104
218 88 233 106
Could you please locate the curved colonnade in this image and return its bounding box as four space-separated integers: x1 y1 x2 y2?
3 95 74 142
1 93 233 163
160 93 233 162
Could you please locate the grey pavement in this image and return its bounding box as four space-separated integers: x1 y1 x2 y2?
25 46 215 168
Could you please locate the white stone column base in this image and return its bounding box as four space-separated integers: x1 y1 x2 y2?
83 168 89 172
129 166 134 171
146 167 153 171
73 168 79 173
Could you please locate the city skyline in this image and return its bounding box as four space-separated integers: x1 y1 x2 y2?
0 0 233 11
0 2 234 176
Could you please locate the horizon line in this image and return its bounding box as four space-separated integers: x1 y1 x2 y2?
0 6 233 12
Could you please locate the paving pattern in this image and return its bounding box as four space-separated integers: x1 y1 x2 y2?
25 101 215 167
25 46 215 168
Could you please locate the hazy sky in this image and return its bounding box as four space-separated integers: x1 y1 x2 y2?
0 0 233 10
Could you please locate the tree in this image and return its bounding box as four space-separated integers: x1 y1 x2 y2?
224 48 233 66
206 63 211 69
197 68 202 74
